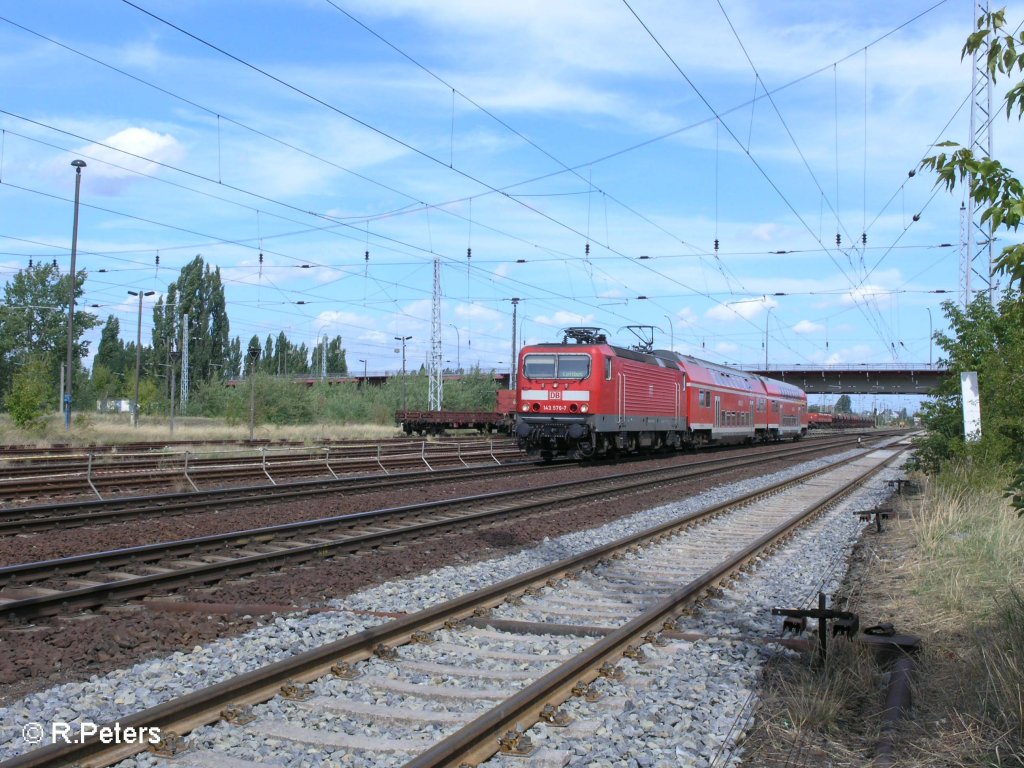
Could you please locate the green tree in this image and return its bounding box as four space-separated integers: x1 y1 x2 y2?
834 394 852 414
6 354 54 430
153 255 230 389
921 8 1024 292
94 315 126 374
911 290 1024 473
0 262 98 402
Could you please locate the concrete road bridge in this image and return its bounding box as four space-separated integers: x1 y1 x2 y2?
739 364 948 395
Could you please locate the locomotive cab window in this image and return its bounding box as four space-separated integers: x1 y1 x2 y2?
556 354 591 379
522 353 591 380
523 354 556 379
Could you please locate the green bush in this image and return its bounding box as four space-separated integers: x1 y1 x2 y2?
5 356 54 431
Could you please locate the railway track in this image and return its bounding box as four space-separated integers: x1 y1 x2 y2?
0 438 519 503
0 433 878 535
1 441 908 768
0 435 889 623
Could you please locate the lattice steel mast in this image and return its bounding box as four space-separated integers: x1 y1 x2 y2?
428 257 443 411
961 0 996 306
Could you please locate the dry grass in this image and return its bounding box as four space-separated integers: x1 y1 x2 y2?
0 413 401 447
741 468 1024 767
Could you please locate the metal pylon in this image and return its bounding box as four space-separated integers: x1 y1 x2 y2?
428 257 443 411
962 0 996 306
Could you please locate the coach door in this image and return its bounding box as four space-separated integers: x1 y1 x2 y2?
715 396 721 429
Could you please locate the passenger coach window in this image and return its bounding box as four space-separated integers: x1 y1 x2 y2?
523 354 555 379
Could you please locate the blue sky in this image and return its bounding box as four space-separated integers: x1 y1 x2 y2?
2 0 1020 409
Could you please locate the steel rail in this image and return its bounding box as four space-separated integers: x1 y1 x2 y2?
0 459 541 534
0 445 905 768
405 448 904 767
0 433 875 532
0 439 876 622
0 442 522 498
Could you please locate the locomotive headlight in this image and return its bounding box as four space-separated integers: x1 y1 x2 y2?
581 405 589 413
522 404 530 412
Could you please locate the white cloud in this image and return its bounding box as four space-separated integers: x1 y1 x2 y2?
793 319 824 334
69 127 184 195
534 310 595 327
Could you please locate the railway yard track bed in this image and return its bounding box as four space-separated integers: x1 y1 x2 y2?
0 437 909 767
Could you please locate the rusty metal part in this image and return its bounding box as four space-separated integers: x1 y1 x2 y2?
872 654 915 767
539 703 573 727
374 643 398 660
497 727 536 756
329 661 361 680
623 644 647 662
773 593 860 659
148 731 188 758
571 680 604 702
856 506 892 533
220 704 255 725
278 680 314 701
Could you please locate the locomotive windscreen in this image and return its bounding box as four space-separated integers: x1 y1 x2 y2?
522 353 591 380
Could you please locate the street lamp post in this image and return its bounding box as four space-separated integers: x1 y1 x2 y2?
168 346 179 435
926 308 933 367
128 290 156 427
510 298 520 391
663 314 675 351
359 358 367 382
64 159 86 431
448 324 460 371
394 336 411 411
764 308 773 369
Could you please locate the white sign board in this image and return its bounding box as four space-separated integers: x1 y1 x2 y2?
961 371 981 442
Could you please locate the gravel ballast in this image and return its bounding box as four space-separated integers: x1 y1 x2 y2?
0 443 905 765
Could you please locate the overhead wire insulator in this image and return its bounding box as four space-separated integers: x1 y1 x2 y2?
835 233 841 246
585 242 590 256
28 258 33 269
861 233 867 246
467 247 471 259
714 238 719 252
52 258 58 269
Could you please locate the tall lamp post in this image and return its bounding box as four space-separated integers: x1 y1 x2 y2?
128 290 156 427
168 346 179 435
394 336 411 411
926 308 933 367
64 159 86 431
448 324 460 371
764 307 773 369
358 358 367 382
663 314 675 351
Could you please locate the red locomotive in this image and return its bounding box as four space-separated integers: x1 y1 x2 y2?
514 327 808 460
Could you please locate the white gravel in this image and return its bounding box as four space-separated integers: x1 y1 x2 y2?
0 441 907 766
